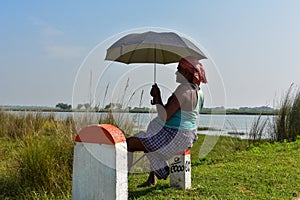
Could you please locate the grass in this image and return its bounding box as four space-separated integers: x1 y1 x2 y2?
0 111 75 199
128 136 300 200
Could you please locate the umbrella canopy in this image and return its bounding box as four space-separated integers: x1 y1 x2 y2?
105 31 207 105
105 31 207 64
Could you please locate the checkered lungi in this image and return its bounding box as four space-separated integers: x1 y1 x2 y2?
134 119 198 180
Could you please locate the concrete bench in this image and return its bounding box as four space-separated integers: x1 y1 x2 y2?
169 149 191 189
72 124 128 200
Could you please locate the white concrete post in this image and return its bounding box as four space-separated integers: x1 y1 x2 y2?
72 124 128 200
170 149 191 189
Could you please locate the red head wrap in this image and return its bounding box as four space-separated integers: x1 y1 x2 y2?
179 56 208 86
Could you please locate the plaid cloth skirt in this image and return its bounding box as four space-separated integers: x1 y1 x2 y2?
134 119 198 180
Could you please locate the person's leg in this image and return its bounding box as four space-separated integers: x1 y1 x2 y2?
126 137 157 187
126 137 148 171
126 137 147 152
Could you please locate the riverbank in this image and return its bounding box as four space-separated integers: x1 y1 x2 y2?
0 106 275 115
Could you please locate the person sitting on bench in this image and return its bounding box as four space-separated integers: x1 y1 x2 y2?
126 56 207 187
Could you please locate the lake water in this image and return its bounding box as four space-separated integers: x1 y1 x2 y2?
8 111 274 139
53 111 274 139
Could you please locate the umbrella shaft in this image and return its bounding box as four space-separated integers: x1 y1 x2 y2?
154 63 156 83
154 46 156 83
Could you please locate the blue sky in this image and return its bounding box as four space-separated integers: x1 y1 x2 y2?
1 0 300 108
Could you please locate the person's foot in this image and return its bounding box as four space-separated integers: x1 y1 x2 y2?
137 172 157 188
137 179 156 188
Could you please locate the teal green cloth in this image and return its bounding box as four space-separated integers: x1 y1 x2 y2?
155 84 204 131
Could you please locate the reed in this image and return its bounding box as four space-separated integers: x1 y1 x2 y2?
0 111 56 139
249 114 270 143
273 84 300 142
288 88 300 140
97 78 138 136
0 111 76 198
18 131 73 194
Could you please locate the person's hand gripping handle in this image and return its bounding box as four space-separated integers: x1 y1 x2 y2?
150 83 161 105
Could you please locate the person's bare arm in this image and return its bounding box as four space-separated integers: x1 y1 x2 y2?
150 84 184 121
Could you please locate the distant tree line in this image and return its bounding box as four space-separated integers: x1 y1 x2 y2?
55 103 72 110
54 102 274 114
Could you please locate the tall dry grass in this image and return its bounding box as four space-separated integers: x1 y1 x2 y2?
0 111 55 138
273 84 300 142
97 78 142 136
248 114 273 145
0 111 76 199
248 85 300 143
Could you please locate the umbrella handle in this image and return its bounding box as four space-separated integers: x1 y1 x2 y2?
150 98 155 105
